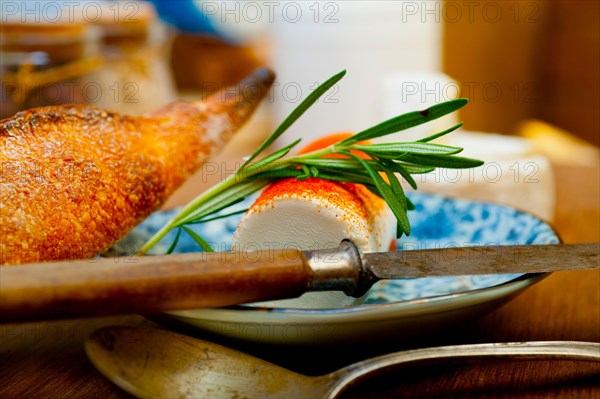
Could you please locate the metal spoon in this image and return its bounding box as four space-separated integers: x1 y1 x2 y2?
85 327 600 399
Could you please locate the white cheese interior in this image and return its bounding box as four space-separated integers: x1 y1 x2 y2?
233 197 372 253
232 194 395 309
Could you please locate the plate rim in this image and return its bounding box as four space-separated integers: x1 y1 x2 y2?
165 272 551 323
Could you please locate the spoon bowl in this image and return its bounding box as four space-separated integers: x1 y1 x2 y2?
85 327 600 399
85 326 326 398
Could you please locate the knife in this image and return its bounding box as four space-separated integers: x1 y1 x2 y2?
1 241 598 322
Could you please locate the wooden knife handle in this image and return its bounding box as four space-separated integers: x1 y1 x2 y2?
0 249 312 322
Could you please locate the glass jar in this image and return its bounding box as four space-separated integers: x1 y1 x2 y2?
90 1 177 114
0 1 176 118
0 21 101 118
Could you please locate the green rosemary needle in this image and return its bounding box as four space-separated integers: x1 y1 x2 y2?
138 71 483 255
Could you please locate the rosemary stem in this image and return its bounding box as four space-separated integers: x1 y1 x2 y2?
277 146 335 164
138 219 175 255
138 173 239 254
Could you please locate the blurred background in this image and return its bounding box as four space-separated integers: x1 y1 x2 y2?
1 0 598 224
2 0 598 142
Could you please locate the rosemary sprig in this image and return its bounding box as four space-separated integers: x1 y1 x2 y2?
138 71 483 255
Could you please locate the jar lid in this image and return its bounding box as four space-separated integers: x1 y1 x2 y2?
0 22 100 46
0 1 156 42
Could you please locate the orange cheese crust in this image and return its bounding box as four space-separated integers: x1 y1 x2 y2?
252 178 370 221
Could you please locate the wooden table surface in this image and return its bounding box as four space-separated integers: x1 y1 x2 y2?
1 146 599 398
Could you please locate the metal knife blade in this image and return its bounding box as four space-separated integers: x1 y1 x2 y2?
305 241 600 297
1 242 598 322
364 243 600 279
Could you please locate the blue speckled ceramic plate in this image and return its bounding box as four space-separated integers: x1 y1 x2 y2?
129 192 559 345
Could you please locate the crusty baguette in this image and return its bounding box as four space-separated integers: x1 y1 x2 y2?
1 69 275 265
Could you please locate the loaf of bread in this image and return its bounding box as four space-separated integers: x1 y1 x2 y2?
1 69 275 265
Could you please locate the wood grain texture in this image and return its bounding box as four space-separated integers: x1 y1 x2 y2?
0 249 311 322
1 156 599 398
